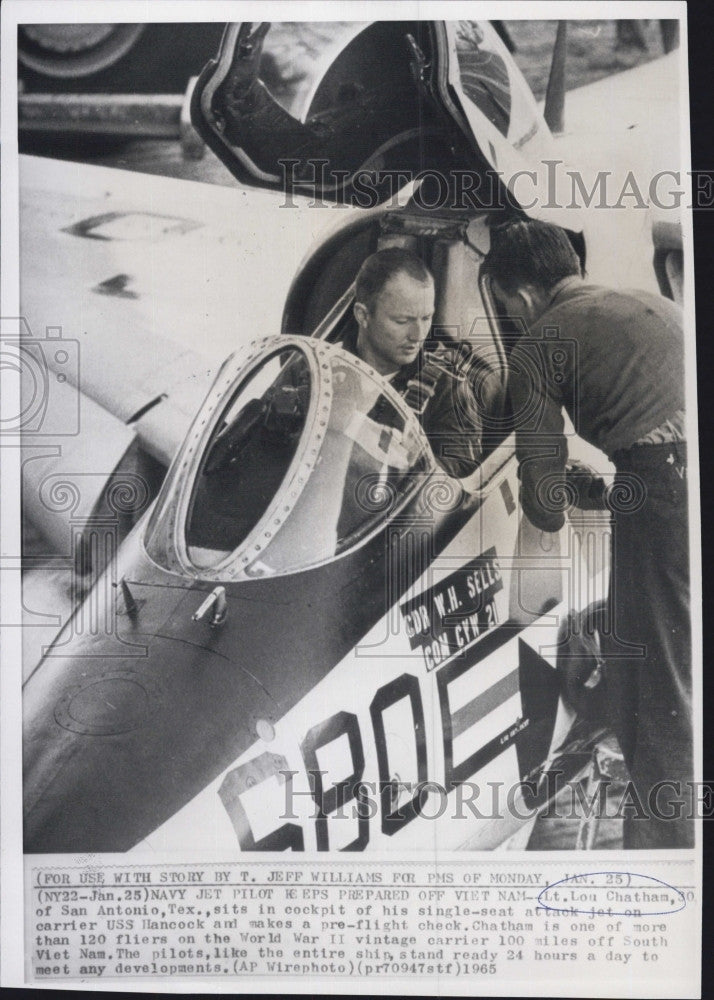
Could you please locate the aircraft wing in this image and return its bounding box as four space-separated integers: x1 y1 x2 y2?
19 154 335 463
18 155 337 666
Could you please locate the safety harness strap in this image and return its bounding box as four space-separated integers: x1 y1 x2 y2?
401 341 471 415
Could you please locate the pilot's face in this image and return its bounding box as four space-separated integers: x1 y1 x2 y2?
356 271 435 376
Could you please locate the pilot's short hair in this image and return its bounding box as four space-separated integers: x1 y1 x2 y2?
482 219 581 294
354 248 433 311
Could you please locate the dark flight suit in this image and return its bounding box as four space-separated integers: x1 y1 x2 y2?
508 276 691 848
339 329 484 479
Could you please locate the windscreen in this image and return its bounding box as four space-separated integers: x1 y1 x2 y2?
248 353 431 576
161 344 432 580
185 347 310 569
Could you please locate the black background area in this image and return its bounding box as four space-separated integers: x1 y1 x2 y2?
689 5 714 999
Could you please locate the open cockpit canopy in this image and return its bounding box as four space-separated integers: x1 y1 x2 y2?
191 19 556 210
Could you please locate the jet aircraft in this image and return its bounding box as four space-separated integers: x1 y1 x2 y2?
18 20 684 852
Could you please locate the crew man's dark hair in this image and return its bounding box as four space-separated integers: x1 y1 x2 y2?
482 219 581 294
354 247 433 311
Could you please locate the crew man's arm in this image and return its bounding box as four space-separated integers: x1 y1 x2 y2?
509 339 569 532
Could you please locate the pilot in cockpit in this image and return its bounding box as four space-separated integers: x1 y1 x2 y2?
338 248 483 479
186 250 484 573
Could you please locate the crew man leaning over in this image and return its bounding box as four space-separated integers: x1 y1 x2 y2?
341 247 482 479
481 219 691 849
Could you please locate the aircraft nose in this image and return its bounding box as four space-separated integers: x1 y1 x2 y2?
23 635 276 853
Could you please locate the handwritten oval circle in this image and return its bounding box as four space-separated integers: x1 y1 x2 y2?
537 872 686 917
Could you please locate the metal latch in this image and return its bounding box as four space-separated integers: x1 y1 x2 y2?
192 586 227 627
